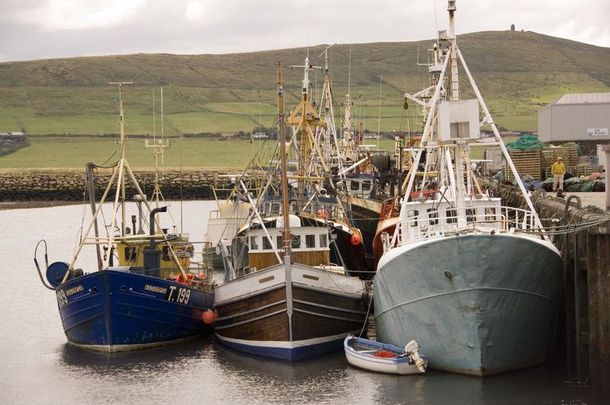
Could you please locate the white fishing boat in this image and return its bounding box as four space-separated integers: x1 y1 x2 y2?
374 1 563 376
344 335 426 375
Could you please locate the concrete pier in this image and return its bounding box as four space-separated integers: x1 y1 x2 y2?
535 193 610 386
494 183 609 385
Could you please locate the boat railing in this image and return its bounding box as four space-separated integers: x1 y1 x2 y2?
301 201 347 223
387 205 544 248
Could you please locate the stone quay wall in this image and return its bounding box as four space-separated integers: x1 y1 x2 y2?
0 168 236 201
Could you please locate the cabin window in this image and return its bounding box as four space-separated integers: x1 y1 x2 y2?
466 209 476 222
320 234 328 247
350 181 360 191
124 247 137 261
446 209 458 224
276 236 283 249
292 235 301 248
270 203 280 215
162 246 170 261
250 236 258 250
485 207 496 222
263 237 272 250
306 234 316 248
407 210 419 227
427 209 439 225
362 181 372 191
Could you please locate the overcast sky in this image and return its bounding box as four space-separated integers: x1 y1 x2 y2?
1 0 608 63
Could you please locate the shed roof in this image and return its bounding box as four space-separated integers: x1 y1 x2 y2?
554 92 610 105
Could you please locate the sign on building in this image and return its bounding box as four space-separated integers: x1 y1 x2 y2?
587 128 608 137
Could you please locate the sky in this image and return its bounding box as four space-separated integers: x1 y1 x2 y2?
0 0 609 62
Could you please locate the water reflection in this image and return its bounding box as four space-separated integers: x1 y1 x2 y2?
59 336 215 372
1 204 607 405
213 342 356 403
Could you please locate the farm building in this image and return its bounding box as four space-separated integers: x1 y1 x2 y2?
538 92 610 142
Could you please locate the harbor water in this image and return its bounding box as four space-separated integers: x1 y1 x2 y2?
0 201 606 404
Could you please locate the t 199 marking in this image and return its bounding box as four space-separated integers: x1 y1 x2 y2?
165 285 191 304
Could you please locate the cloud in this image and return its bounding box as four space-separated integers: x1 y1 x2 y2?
184 0 204 22
10 0 146 31
0 0 607 63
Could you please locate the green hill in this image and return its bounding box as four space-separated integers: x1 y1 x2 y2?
0 30 609 135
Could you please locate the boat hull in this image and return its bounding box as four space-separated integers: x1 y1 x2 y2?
215 262 367 361
347 196 382 258
55 270 214 352
374 233 562 376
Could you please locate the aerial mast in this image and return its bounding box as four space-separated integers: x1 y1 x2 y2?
277 62 291 256
447 0 460 101
108 81 134 236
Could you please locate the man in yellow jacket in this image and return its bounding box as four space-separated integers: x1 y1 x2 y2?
551 156 566 191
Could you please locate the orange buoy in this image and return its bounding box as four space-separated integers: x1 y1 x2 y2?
202 309 216 325
316 209 329 219
177 273 194 285
350 233 362 246
196 271 207 280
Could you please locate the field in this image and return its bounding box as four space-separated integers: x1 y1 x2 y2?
0 31 607 139
0 136 398 169
0 31 608 169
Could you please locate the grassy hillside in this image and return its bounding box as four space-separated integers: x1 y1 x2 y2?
0 31 608 137
0 137 397 169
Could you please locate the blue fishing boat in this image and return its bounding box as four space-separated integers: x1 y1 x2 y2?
344 335 426 375
35 84 215 352
374 2 562 376
47 266 213 351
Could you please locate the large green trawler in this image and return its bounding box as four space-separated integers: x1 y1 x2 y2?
374 1 562 376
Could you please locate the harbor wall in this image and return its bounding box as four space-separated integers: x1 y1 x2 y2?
0 168 236 201
496 184 610 386
536 195 610 387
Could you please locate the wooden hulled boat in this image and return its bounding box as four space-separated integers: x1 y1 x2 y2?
214 63 368 361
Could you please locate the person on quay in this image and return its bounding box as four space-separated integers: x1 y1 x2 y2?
551 156 566 191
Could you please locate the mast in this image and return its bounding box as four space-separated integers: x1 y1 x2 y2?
317 45 343 174
277 63 291 256
288 55 323 205
146 87 170 207
108 81 133 236
447 0 460 101
397 0 547 238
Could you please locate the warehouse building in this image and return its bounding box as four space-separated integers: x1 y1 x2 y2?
538 92 610 143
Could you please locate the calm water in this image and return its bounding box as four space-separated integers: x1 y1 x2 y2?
0 202 606 404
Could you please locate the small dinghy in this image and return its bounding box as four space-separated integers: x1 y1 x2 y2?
344 335 427 375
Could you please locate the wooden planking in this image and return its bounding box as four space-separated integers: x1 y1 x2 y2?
216 287 290 340
292 286 367 340
292 286 366 322
216 283 366 343
506 150 542 181
248 250 329 271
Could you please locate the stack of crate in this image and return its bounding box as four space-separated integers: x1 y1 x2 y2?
505 149 542 181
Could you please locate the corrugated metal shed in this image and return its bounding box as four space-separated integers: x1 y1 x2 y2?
555 93 610 104
538 92 610 142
